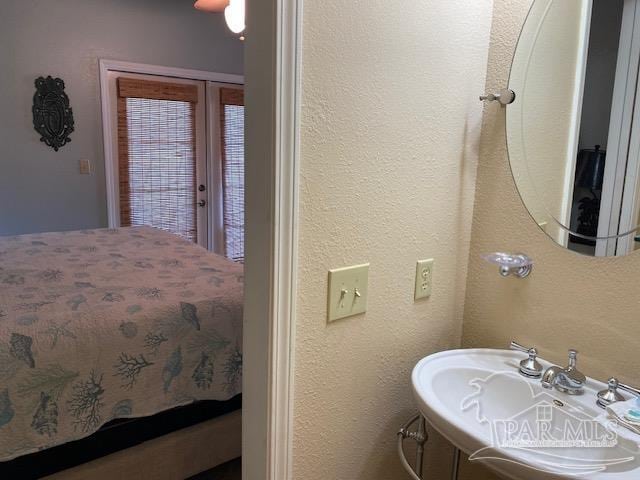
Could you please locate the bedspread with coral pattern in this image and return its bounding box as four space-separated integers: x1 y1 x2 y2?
0 226 243 461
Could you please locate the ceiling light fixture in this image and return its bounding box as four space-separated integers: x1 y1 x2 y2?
224 0 245 34
194 0 245 38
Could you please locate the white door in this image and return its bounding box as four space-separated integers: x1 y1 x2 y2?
106 71 208 247
206 83 245 261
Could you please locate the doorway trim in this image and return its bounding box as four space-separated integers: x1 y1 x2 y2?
596 0 640 255
243 0 302 478
98 59 244 229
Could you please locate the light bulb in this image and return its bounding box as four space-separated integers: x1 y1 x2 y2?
224 0 245 34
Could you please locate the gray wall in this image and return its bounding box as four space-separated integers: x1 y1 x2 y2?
0 0 243 235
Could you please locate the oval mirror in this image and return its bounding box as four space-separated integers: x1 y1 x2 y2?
507 0 640 256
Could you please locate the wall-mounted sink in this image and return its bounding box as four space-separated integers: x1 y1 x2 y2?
411 349 640 479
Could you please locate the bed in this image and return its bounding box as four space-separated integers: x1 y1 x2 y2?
0 226 243 473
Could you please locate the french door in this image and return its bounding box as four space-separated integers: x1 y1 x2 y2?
108 71 208 246
104 68 245 258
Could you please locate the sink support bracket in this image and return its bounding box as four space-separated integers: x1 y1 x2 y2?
397 413 461 480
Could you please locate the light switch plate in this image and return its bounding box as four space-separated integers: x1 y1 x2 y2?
414 259 434 300
79 159 91 175
327 263 369 323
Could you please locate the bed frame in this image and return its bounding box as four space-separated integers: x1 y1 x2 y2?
1 396 241 480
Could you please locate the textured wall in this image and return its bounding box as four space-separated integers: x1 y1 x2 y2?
0 0 243 235
462 0 640 476
293 1 493 478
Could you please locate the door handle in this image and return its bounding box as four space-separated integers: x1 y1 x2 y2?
197 200 206 207
198 184 206 192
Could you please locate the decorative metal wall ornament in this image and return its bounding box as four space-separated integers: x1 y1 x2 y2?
32 76 75 151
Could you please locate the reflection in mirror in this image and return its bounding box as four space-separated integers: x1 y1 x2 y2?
507 0 640 256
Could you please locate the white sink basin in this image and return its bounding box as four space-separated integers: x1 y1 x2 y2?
412 349 640 479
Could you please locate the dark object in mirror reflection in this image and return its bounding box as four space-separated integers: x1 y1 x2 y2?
571 146 606 245
576 145 606 190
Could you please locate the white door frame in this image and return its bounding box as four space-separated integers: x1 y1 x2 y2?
615 0 640 255
596 0 640 255
559 0 593 248
243 0 301 478
618 88 640 254
98 59 244 235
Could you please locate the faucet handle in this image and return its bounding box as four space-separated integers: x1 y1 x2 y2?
618 381 640 397
597 378 627 408
510 341 543 378
510 341 533 353
596 377 640 408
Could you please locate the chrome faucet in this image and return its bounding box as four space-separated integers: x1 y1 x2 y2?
541 350 586 395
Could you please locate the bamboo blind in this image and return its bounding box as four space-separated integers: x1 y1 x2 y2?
219 88 245 262
117 78 199 243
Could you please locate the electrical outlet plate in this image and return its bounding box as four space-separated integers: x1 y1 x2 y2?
414 259 434 301
327 263 369 323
